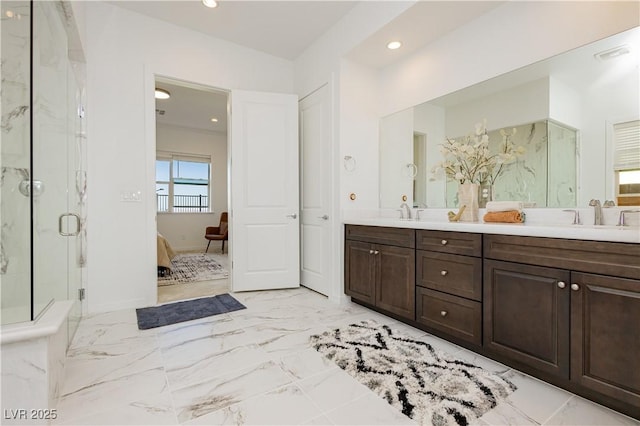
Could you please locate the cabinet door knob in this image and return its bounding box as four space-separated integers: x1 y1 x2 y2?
440 310 448 317
440 270 448 276
441 239 448 245
571 283 580 291
374 250 379 255
557 281 566 289
369 249 374 254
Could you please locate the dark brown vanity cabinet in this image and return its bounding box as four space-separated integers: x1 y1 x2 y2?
345 225 415 320
415 231 483 346
344 226 640 418
484 234 640 417
571 272 640 411
484 260 570 379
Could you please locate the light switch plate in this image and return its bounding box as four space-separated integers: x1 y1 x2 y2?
120 190 142 202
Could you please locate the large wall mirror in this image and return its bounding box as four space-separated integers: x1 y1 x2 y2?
380 26 640 209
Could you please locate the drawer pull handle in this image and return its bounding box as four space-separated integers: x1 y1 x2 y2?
557 281 566 289
571 283 580 291
374 250 379 255
440 270 448 276
440 310 448 317
441 239 448 245
369 249 374 254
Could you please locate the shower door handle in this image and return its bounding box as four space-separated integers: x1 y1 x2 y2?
59 213 81 237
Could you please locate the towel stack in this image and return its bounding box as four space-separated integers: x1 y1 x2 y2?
483 201 525 223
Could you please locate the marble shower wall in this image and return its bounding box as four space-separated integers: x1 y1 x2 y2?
1 1 87 326
1 1 32 324
446 120 577 208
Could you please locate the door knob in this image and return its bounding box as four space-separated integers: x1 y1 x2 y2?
374 250 379 255
286 213 297 219
318 214 329 220
440 270 448 276
369 249 374 254
441 239 448 245
440 311 448 317
571 283 580 291
557 281 566 289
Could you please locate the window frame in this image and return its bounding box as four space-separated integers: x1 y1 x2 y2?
156 151 212 214
612 120 640 206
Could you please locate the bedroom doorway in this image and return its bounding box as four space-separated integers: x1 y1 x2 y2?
153 78 231 304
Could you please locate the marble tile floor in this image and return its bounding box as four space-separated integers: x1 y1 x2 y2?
55 287 640 426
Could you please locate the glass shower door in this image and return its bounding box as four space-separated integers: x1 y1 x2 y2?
31 1 84 331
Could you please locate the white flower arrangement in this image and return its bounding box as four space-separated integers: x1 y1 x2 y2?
432 120 525 185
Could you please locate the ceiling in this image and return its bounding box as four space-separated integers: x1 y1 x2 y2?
111 0 358 60
346 1 504 68
127 1 505 132
155 80 228 133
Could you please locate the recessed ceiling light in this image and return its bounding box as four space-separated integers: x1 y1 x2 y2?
202 0 218 8
387 41 402 50
211 117 218 123
155 88 170 100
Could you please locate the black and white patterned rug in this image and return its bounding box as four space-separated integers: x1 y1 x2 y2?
158 253 228 286
310 320 516 426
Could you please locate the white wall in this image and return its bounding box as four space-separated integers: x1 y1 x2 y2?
444 78 551 137
294 2 414 303
413 103 446 208
156 123 227 252
339 59 381 211
583 66 640 203
85 1 294 313
379 107 413 208
294 1 415 99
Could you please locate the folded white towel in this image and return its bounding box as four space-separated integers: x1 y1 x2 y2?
486 201 524 212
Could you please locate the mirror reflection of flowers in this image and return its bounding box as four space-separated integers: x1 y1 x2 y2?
431 120 525 184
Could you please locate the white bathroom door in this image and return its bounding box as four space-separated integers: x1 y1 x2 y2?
230 90 300 292
299 84 333 296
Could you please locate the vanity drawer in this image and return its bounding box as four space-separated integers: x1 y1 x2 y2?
484 234 640 280
416 287 482 346
417 251 482 301
416 230 482 257
345 225 415 248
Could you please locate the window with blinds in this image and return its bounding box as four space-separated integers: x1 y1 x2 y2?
614 120 640 205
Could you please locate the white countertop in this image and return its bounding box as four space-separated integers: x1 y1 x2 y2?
343 216 640 244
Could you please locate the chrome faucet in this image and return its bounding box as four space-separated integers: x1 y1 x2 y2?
589 199 602 225
618 210 640 226
399 202 412 220
563 209 581 225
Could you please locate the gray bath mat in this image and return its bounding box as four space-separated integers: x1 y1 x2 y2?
136 293 246 330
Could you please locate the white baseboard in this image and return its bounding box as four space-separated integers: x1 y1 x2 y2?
87 296 154 315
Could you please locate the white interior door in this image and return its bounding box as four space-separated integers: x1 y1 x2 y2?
299 85 333 296
230 90 300 292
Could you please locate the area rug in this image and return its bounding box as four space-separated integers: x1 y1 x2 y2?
158 253 228 286
310 320 516 426
136 293 246 330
